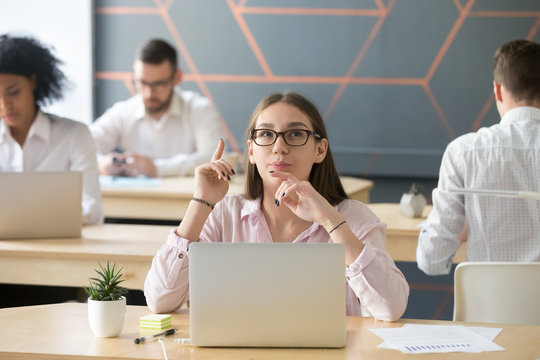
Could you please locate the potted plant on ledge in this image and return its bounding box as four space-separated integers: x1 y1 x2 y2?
85 261 129 338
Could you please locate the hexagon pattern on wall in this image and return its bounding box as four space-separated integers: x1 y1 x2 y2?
95 0 540 177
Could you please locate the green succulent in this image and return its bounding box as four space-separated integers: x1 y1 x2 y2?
408 182 424 195
85 261 128 301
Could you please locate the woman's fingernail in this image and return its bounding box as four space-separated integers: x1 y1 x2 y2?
269 170 275 173
231 169 236 175
227 175 231 181
222 171 226 176
282 192 286 197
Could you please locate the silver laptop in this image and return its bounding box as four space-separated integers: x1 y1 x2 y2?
189 242 346 348
0 171 82 239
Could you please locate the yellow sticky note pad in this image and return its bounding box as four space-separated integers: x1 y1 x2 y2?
139 314 172 330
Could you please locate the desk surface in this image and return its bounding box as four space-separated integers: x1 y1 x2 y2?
0 303 538 359
0 204 462 291
367 203 466 263
101 176 373 220
0 224 170 291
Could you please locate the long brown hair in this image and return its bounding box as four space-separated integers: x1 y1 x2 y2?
244 92 348 205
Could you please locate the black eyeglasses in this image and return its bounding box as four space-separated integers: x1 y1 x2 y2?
132 75 174 92
250 128 321 146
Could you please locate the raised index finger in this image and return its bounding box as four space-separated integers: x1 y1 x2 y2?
211 139 225 162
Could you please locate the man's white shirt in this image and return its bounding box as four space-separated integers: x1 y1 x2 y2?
91 89 223 176
417 106 540 275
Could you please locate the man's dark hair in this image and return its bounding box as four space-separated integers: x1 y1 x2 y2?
493 39 540 103
137 39 177 71
0 34 67 106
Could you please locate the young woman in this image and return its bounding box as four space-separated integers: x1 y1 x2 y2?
0 35 101 224
145 92 409 321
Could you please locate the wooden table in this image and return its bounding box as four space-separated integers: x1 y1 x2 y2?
368 203 466 263
0 204 463 293
0 224 171 291
101 176 373 220
0 303 538 359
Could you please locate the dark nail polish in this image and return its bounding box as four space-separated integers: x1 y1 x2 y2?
227 175 231 181
222 171 226 176
269 170 275 173
231 169 236 175
276 200 280 206
282 192 286 197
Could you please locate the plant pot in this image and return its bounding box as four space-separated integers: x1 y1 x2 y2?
88 296 126 337
399 192 426 218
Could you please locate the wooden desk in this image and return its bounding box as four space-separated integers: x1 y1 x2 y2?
101 176 373 220
0 204 460 293
0 224 171 291
1 303 538 359
368 203 466 263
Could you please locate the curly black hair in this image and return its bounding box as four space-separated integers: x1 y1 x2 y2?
0 34 68 106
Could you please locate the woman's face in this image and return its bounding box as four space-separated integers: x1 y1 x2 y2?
0 73 37 129
248 102 328 186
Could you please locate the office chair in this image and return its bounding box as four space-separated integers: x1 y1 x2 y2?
453 262 540 325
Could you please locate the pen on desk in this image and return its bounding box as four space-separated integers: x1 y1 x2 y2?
134 329 176 344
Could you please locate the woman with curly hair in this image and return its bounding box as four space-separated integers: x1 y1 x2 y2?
0 34 101 224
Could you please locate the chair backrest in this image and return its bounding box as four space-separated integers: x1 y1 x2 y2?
453 262 540 325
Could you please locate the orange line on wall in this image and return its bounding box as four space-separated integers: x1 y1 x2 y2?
361 153 382 178
155 0 240 152
425 0 475 83
373 0 385 12
469 10 540 17
95 7 160 15
423 84 456 140
432 291 454 320
228 0 273 76
122 78 136 96
95 71 131 80
452 0 463 12
239 7 384 16
324 0 395 119
526 17 540 39
98 71 425 86
348 77 424 85
472 93 495 131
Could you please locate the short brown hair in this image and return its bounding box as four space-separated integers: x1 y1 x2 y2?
137 39 177 71
244 92 348 206
493 39 540 102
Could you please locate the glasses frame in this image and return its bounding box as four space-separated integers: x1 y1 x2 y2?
132 74 175 92
250 128 322 147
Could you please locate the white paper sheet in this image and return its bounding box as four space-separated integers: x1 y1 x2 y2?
370 324 505 354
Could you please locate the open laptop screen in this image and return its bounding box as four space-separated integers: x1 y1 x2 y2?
0 171 82 239
189 242 346 348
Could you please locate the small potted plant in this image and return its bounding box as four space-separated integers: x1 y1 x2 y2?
399 183 427 218
85 261 129 338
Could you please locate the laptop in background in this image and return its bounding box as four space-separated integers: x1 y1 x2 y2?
0 171 82 239
189 242 346 348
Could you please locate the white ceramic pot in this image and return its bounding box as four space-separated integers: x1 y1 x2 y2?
88 296 126 337
399 192 427 218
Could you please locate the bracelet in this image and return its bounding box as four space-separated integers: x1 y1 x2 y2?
191 197 214 210
328 220 347 234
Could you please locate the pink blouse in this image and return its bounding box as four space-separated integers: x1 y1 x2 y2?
144 195 409 321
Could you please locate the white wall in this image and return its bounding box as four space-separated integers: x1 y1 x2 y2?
0 0 93 124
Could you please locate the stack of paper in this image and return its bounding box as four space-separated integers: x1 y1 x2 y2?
370 324 504 354
139 314 172 330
